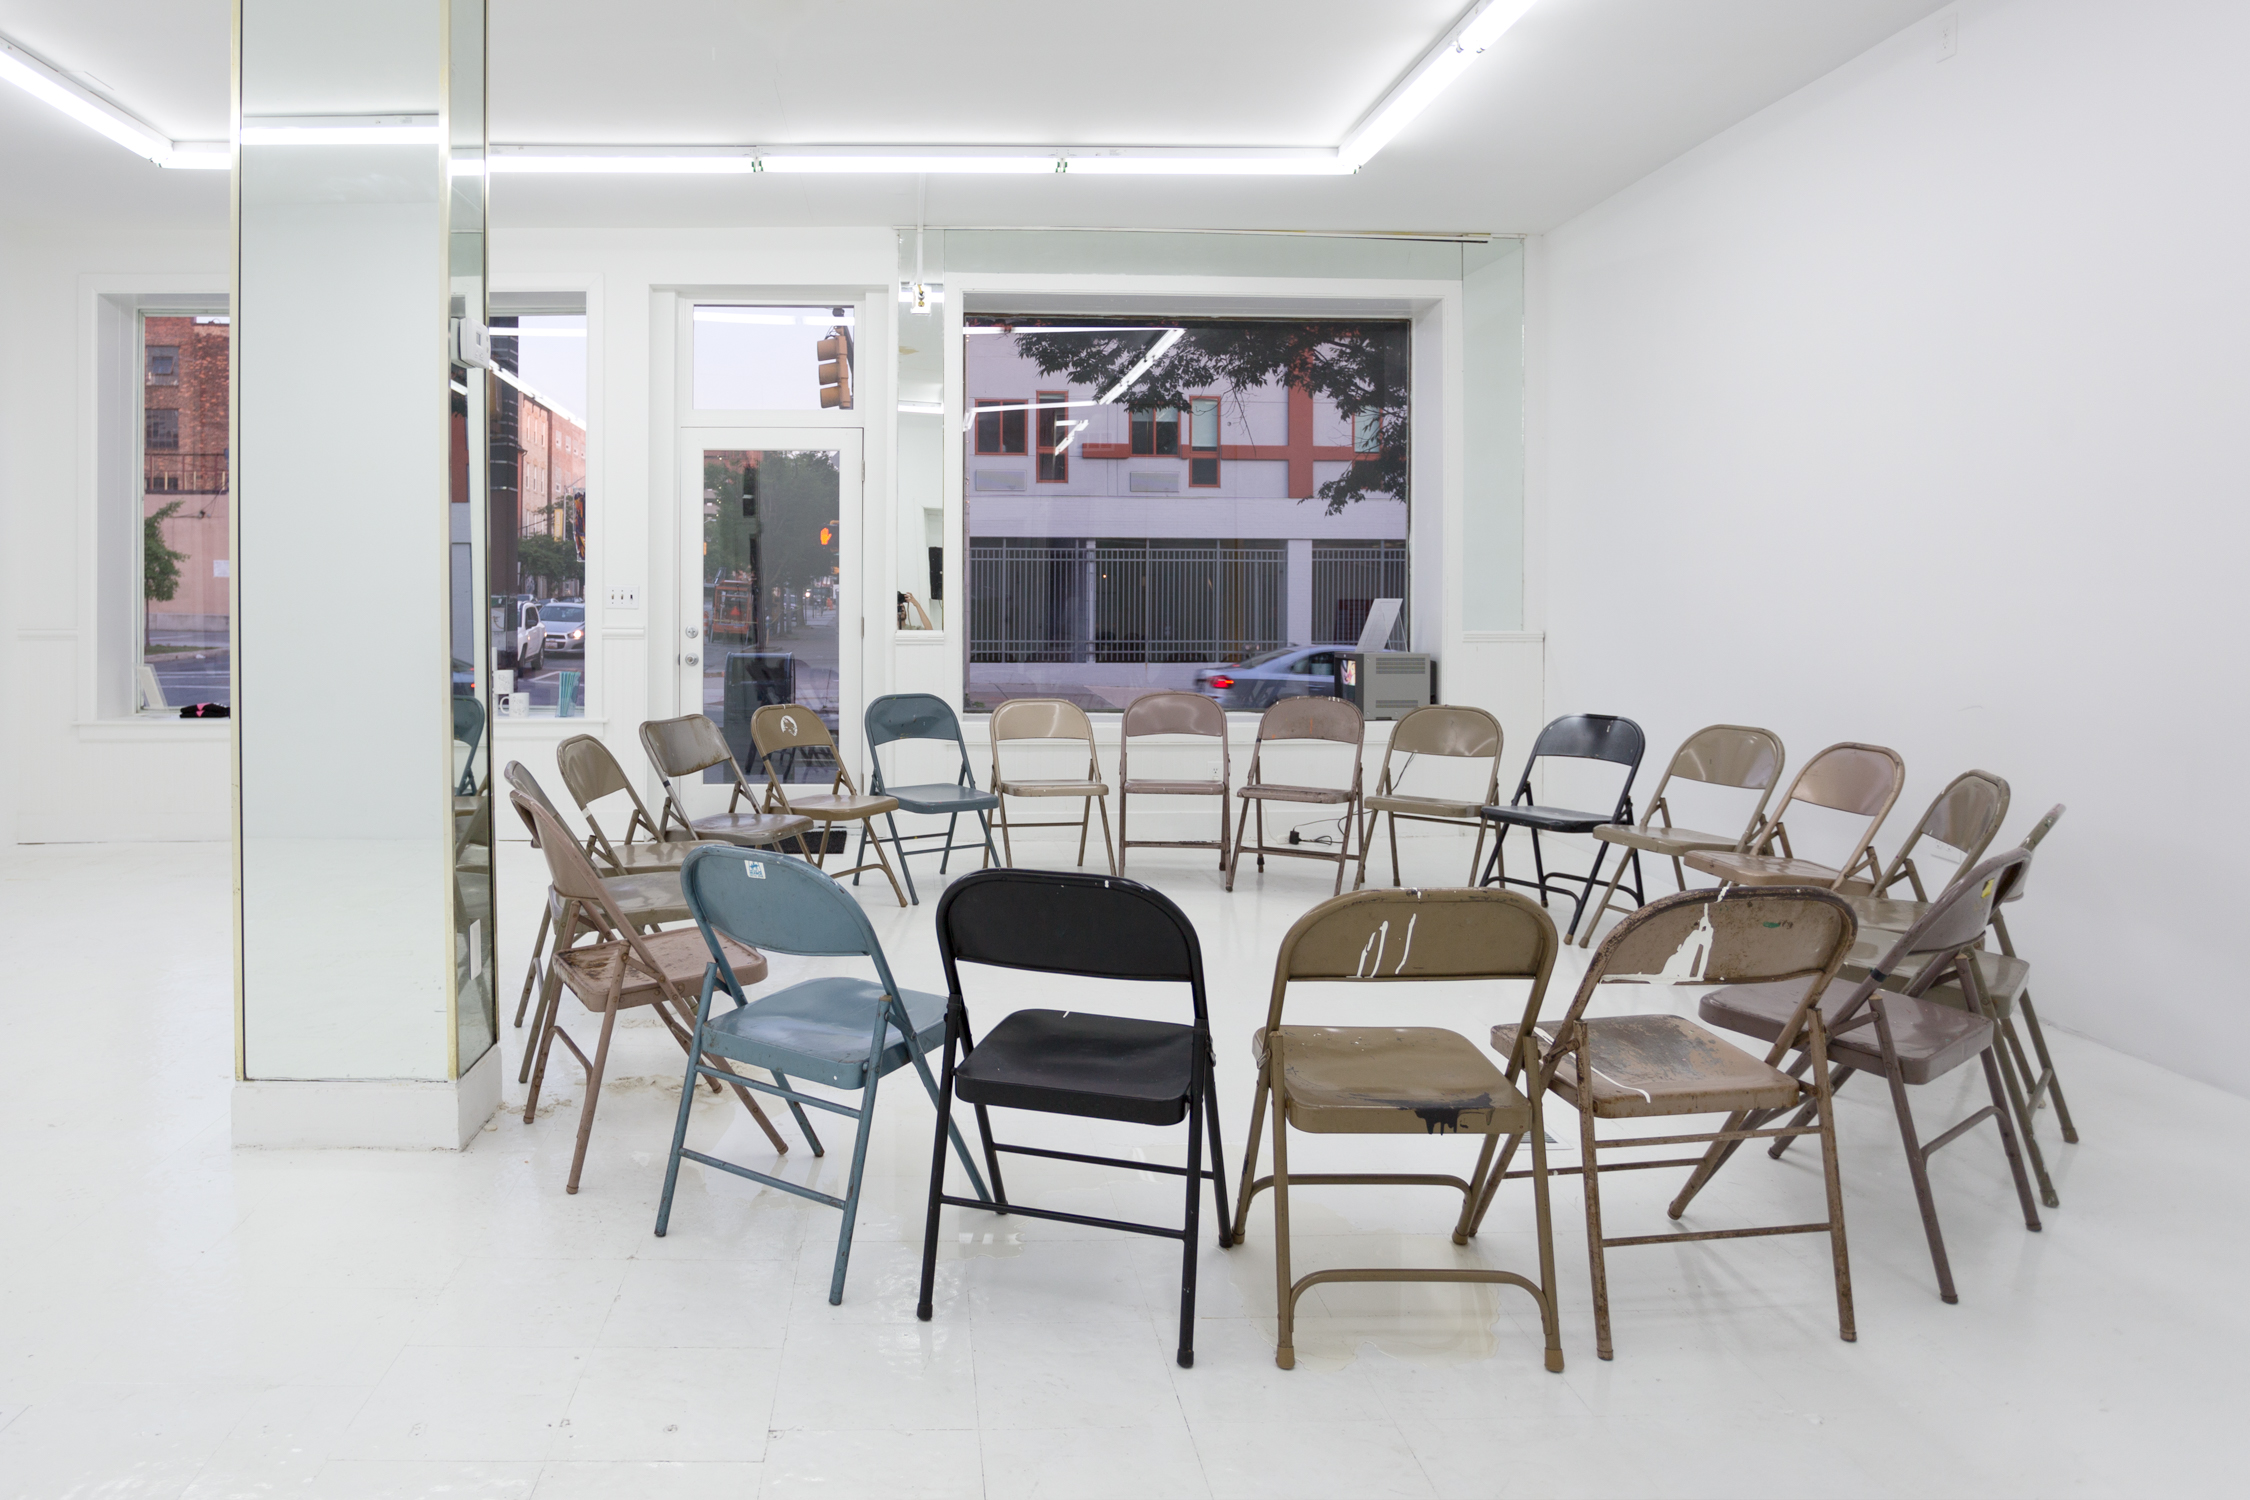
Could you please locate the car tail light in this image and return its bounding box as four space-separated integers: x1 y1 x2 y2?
1208 676 1235 689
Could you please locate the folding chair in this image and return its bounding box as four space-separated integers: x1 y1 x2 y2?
503 761 690 1050
1477 714 1646 939
1117 690 1231 872
1577 724 1786 946
988 698 1115 874
749 703 908 906
862 692 1001 904
1684 741 1904 892
637 714 816 856
453 695 484 797
1228 696 1365 897
1841 771 2012 928
1683 849 2046 1303
1473 886 1860 1359
916 870 1231 1367
1232 887 1567 1373
511 794 788 1193
1353 703 1503 889
556 732 697 873
656 846 993 1304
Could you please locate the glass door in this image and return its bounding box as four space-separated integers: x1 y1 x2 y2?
677 430 862 813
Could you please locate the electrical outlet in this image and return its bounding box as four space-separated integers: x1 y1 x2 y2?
607 585 640 608
1937 9 1958 59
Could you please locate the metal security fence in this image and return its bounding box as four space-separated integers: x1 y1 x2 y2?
1312 540 1411 649
970 538 1287 664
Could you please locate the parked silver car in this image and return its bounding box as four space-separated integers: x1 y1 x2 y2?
1192 646 1341 710
540 600 587 655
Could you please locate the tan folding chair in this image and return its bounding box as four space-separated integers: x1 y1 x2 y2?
1352 704 1503 890
637 714 816 856
556 732 696 873
1577 724 1786 946
1230 887 1566 1373
511 793 791 1193
1684 741 1904 892
1684 848 2045 1303
503 761 692 1052
749 703 909 905
1117 691 1230 872
1228 696 1365 896
988 698 1115 874
1473 886 1860 1359
1841 769 2011 926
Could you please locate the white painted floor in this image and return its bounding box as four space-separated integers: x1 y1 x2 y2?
1 835 2240 1498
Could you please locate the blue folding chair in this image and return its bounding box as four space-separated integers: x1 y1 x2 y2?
859 692 1001 905
656 845 992 1304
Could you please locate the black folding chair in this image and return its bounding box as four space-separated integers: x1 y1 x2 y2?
916 869 1231 1368
1478 714 1646 939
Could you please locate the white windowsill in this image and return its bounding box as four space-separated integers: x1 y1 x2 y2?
77 717 230 742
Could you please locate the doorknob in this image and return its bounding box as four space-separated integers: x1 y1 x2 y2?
684 626 700 639
683 653 700 666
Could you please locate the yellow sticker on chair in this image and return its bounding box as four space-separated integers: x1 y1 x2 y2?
1980 879 1994 899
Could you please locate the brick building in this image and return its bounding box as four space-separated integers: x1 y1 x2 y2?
142 315 230 634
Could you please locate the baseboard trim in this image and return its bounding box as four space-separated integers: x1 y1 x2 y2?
232 1044 502 1150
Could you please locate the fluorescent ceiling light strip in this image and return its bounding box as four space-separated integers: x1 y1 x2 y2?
693 309 855 327
1340 0 1535 170
489 327 585 338
0 33 171 162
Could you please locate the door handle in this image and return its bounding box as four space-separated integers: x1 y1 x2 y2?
682 654 700 666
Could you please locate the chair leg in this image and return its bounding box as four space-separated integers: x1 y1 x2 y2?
1270 1066 1297 1370
1350 808 1372 890
1466 820 1487 888
1255 798 1266 872
917 1006 965 1322
523 969 570 1116
861 817 911 908
654 990 716 1238
2018 992 2079 1142
1983 1044 2044 1234
1076 795 1092 868
1988 1014 2058 1209
1577 851 1635 949
1871 999 1958 1303
1530 828 1550 909
886 811 919 905
850 815 867 886
565 1003 621 1195
827 1065 885 1305
1225 795 1251 893
513 904 551 1027
520 956 566 1087
1579 1092 1614 1360
1449 1133 1502 1245
1524 1096 1565 1371
1769 1067 1858 1160
1230 1068 1270 1243
1096 795 1116 876
1217 790 1229 870
1203 1051 1233 1248
976 811 999 870
1177 1050 1206 1368
1117 790 1129 872
1328 800 1351 897
1807 1017 1856 1343
1563 841 1611 940
772 1070 823 1156
996 795 1015 866
938 811 959 875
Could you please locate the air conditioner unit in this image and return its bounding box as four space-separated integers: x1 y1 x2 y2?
1337 651 1435 720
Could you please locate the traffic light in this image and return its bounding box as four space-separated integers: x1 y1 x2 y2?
816 326 853 409
818 520 836 547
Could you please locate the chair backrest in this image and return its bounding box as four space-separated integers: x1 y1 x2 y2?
640 714 734 780
1547 886 1857 1069
1256 694 1363 745
865 692 975 793
936 869 1208 1019
1910 770 2011 862
453 695 484 750
751 702 838 757
1991 803 2063 909
503 760 570 836
991 697 1095 745
1818 847 2035 1042
2018 803 2066 855
681 844 895 995
556 732 635 807
1266 886 1559 1035
1122 690 1226 741
1513 714 1645 820
1373 703 1501 797
1639 724 1784 840
1779 742 1904 819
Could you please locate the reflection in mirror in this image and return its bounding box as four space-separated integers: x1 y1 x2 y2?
898 412 944 630
693 306 857 411
488 309 589 715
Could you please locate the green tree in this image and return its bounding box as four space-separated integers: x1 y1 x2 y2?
518 532 584 592
1005 319 1411 513
144 499 187 603
703 449 841 639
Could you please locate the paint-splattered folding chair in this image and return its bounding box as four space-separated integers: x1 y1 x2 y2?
1471 886 1861 1359
1232 887 1567 1373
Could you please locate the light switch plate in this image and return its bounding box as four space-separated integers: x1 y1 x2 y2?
607 585 639 608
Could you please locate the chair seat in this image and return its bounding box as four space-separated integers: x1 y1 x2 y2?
787 791 899 822
1493 1014 1800 1119
700 976 950 1090
1684 850 1845 888
1841 893 1933 932
884 782 1000 816
957 1010 1197 1127
1122 778 1226 796
597 869 690 926
1844 942 2031 1017
1481 803 1618 834
554 928 767 1010
1239 783 1354 806
997 778 1110 798
690 811 816 847
1365 792 1480 820
1592 823 1746 856
1254 1025 1531 1135
599 838 695 872
1698 979 1994 1086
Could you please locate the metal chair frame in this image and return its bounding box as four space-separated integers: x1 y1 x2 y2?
1117 690 1233 872
1352 704 1504 891
748 702 909 905
861 692 1000 905
987 698 1116 874
556 732 694 873
1227 696 1366 897
639 715 819 859
1476 714 1646 939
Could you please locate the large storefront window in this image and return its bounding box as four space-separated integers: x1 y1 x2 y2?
139 312 231 712
963 316 1410 712
488 313 589 714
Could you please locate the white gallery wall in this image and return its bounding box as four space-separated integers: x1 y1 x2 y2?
1536 0 2250 1089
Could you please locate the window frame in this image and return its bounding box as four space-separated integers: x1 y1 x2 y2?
1034 389 1070 483
1187 394 1221 488
975 396 1028 456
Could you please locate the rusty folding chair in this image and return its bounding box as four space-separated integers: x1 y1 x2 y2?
555 733 696 874
1682 848 2046 1303
1353 704 1504 890
1472 886 1861 1360
749 703 909 905
1117 690 1231 872
510 792 790 1193
988 698 1116 874
1231 887 1567 1374
1228 696 1365 897
1577 724 1786 946
1684 741 1904 892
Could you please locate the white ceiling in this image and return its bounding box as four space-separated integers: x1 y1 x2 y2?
0 0 1947 237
